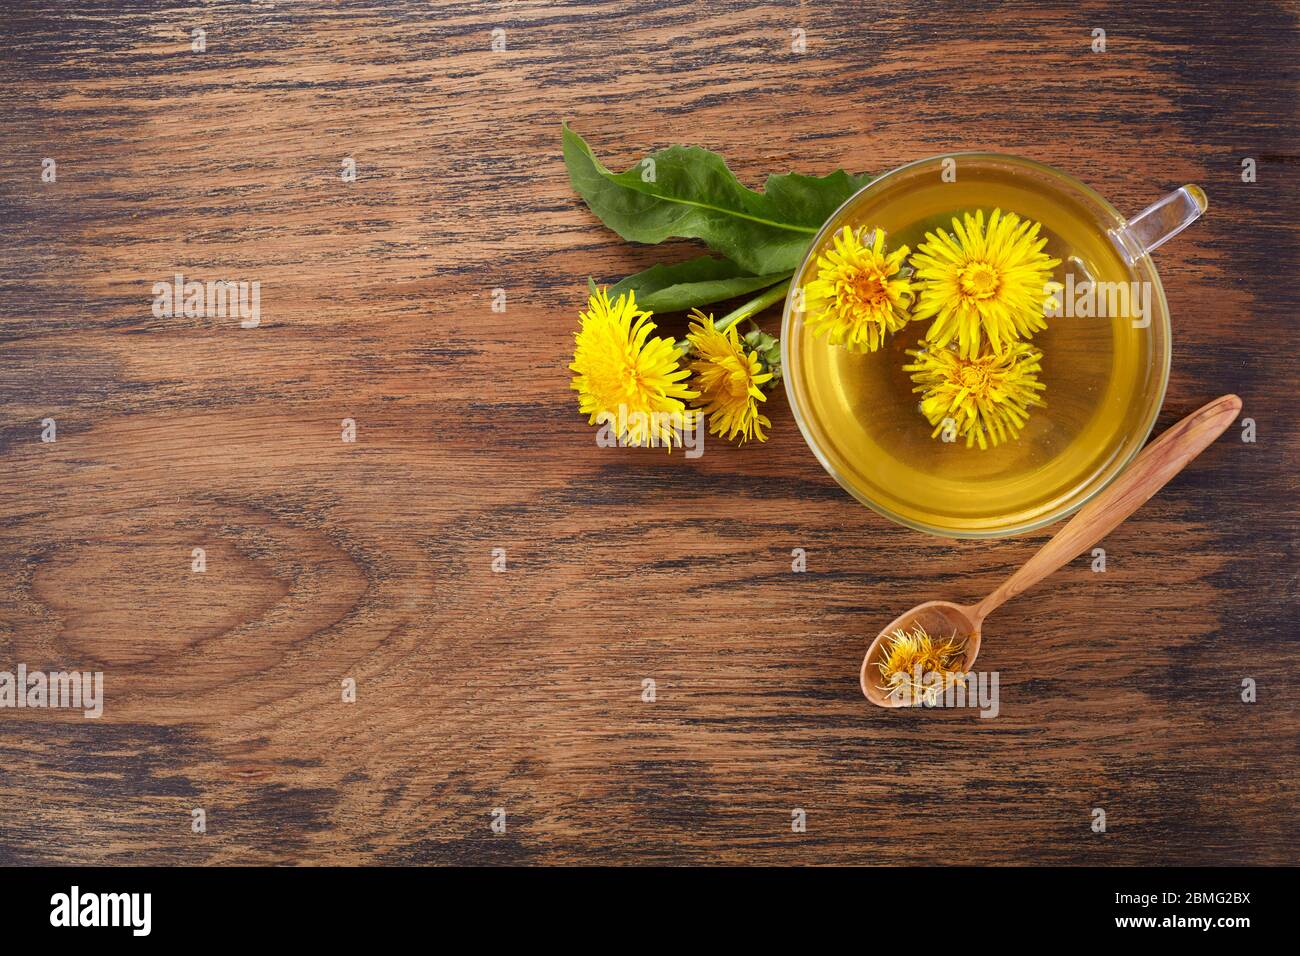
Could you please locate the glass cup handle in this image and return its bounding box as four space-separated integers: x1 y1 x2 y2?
1110 185 1208 265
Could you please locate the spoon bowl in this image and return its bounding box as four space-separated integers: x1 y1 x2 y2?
860 601 983 707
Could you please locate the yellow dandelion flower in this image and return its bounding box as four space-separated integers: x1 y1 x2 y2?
569 288 697 450
904 340 1046 449
911 208 1063 358
803 226 916 353
686 310 773 444
874 623 968 705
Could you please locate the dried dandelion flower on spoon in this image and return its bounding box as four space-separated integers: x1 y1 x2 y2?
874 622 968 705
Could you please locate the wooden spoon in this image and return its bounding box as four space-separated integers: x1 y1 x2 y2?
860 394 1242 707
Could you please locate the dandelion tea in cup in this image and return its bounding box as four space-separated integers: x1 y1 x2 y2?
782 154 1174 537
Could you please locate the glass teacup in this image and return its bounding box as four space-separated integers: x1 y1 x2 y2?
781 153 1206 538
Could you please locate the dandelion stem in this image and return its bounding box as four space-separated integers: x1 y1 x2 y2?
675 278 792 353
715 279 792 332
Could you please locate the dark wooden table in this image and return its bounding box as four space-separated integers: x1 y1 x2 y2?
1 1 1295 865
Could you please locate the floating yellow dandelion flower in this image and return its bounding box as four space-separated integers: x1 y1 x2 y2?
803 226 916 352
874 623 968 705
686 310 773 444
911 208 1062 358
569 288 697 450
904 340 1045 449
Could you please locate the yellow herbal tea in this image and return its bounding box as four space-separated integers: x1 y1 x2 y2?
785 158 1167 536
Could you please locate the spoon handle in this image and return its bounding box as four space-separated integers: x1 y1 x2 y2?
972 394 1242 623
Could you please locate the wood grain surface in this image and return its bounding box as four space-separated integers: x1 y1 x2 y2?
1 0 1296 865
